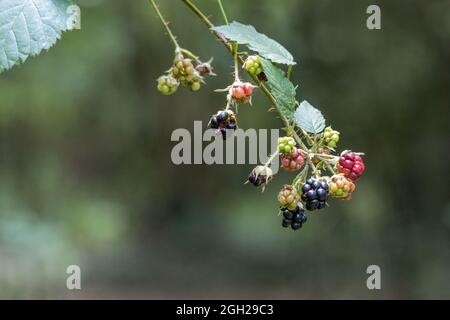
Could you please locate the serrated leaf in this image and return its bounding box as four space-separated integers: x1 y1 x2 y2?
260 59 297 119
0 0 75 73
211 21 295 65
294 100 326 133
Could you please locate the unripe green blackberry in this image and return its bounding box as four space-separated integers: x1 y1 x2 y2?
190 80 201 92
171 58 195 78
243 55 263 76
323 126 340 149
156 75 179 95
328 175 355 200
278 136 296 155
278 185 300 211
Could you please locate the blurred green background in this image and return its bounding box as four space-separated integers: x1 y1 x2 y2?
0 0 449 299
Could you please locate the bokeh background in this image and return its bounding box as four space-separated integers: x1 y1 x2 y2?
0 0 449 299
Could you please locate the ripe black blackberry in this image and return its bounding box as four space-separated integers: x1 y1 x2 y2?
209 110 237 140
301 178 329 211
280 206 307 231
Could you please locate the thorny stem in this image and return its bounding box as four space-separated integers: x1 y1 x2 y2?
287 65 293 80
292 163 309 188
180 48 201 63
150 0 181 50
233 43 239 81
264 150 279 168
322 159 337 175
181 0 214 29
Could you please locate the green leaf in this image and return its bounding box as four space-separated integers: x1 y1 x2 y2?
294 100 326 133
0 0 76 73
211 21 296 65
260 59 297 119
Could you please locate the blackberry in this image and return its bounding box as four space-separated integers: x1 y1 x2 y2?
156 75 179 95
210 116 219 129
209 110 237 140
301 178 329 211
231 81 254 104
216 111 228 123
248 166 273 188
172 58 204 91
328 174 356 200
278 136 296 155
338 151 365 181
243 55 263 76
278 185 300 211
280 206 307 231
280 147 304 172
323 126 340 149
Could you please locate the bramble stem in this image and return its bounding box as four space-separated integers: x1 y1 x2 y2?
287 65 293 79
181 0 214 28
264 150 279 167
233 43 239 81
180 48 201 63
216 0 229 25
150 0 180 50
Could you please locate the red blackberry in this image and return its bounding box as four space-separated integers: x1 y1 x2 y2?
280 148 305 172
337 151 365 181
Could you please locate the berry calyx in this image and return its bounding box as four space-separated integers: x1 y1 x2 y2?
278 136 296 154
301 178 329 211
243 55 263 76
328 175 356 200
278 185 300 211
323 126 340 149
156 75 179 95
337 151 365 181
280 148 305 172
195 58 215 76
230 81 254 103
248 166 273 188
280 206 307 231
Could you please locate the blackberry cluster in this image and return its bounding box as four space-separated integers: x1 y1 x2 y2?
301 178 329 211
210 110 237 139
281 206 307 230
